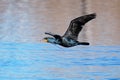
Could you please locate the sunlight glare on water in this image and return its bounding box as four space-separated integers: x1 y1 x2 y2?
0 42 120 80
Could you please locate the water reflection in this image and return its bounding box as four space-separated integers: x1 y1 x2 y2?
0 42 120 80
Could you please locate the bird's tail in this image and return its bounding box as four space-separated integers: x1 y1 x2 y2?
77 13 96 25
78 42 90 45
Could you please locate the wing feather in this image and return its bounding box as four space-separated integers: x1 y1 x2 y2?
63 13 96 40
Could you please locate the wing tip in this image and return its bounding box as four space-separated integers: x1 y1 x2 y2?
89 13 96 19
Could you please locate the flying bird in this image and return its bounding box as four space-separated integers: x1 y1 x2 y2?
43 13 96 47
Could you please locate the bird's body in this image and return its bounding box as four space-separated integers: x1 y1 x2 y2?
43 13 96 47
59 37 79 47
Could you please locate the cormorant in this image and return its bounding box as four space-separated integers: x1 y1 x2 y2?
43 13 96 47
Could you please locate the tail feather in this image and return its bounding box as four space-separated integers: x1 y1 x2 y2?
78 42 90 45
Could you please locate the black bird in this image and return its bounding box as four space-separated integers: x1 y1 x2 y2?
43 13 96 47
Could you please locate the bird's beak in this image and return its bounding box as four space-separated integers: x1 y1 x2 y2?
43 39 48 42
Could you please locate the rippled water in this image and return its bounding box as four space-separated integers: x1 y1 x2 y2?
0 42 120 80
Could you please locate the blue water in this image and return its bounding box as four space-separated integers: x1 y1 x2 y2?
0 42 120 80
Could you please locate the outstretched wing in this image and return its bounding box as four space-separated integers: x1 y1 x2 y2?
63 13 96 40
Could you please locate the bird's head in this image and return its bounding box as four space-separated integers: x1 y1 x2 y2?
43 32 62 44
43 37 57 44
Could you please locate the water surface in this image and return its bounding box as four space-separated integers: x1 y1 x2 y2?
0 42 120 80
